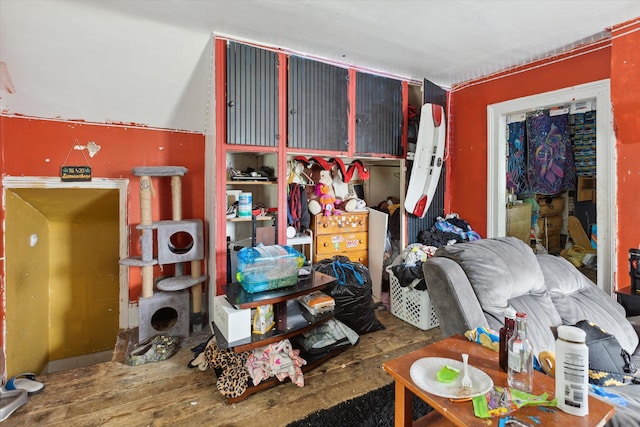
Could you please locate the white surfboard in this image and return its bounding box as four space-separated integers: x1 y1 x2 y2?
404 103 446 218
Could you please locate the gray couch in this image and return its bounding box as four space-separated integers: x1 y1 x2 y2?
422 237 640 426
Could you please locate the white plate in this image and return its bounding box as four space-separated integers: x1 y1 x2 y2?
409 357 493 399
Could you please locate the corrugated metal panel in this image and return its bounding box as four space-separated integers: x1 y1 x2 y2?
423 78 447 111
355 72 403 156
407 163 446 242
288 56 349 151
226 41 279 146
407 79 447 243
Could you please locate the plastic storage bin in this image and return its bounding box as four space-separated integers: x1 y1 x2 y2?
236 245 305 293
386 264 439 330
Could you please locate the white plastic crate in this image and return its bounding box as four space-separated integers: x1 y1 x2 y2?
386 265 439 330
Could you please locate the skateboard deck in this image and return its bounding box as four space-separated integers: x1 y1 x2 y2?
404 103 446 218
568 215 596 253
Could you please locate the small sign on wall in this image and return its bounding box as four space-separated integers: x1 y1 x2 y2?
61 166 92 182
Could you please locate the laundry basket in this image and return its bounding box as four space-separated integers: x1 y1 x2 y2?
386 263 439 330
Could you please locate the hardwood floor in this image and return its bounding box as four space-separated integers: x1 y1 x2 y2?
6 309 442 427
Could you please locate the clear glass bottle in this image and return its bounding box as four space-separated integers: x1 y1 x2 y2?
499 307 517 372
507 312 533 392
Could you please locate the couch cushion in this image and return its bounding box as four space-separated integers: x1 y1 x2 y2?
538 254 639 355
503 292 562 357
481 291 563 357
536 253 595 294
435 237 546 312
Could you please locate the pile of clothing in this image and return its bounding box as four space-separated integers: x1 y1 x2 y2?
189 319 360 399
389 243 436 290
189 337 306 399
391 213 482 291
417 213 481 247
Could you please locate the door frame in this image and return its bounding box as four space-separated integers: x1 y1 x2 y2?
486 79 616 295
2 176 131 328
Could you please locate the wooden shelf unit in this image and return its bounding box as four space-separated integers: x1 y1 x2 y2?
213 271 343 403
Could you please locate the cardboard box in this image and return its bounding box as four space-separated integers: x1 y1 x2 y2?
213 295 251 343
577 177 596 202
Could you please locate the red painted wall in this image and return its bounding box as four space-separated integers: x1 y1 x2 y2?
448 23 640 291
611 19 640 290
0 116 207 312
448 40 611 234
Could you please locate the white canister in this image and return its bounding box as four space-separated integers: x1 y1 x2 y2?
555 325 589 416
238 192 252 218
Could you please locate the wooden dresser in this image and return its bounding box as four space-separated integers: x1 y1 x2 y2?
536 195 565 253
506 203 532 245
310 211 368 266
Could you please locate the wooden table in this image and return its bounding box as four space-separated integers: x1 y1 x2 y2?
383 335 615 427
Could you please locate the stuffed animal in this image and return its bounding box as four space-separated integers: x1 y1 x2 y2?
308 170 337 216
340 192 366 212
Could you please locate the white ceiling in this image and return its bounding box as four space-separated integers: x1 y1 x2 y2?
2 0 639 132
79 0 640 87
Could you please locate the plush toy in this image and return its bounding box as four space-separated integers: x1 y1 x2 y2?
308 170 337 216
317 182 336 216
340 193 366 212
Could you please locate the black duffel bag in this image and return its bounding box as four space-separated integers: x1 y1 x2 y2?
573 320 639 386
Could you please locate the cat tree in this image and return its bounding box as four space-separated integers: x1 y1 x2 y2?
120 166 207 342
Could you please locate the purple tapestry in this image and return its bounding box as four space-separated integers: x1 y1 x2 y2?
526 112 576 195
507 121 529 195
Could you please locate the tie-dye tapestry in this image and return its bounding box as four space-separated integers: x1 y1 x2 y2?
526 111 575 195
506 120 529 195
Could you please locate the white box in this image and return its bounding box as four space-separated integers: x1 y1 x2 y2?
213 295 251 342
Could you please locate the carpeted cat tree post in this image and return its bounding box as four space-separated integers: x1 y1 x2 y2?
120 166 207 343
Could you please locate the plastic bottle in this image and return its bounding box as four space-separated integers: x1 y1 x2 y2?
507 312 533 392
556 325 589 416
499 307 517 372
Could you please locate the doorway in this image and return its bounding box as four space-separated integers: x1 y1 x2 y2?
3 178 129 376
487 80 616 295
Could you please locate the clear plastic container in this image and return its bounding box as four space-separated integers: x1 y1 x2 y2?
236 245 305 293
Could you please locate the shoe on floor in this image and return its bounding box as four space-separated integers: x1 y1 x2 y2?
126 335 180 366
5 372 44 396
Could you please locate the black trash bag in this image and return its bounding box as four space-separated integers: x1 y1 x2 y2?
313 256 385 334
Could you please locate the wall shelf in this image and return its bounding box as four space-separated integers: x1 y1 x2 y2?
227 215 274 223
226 180 277 185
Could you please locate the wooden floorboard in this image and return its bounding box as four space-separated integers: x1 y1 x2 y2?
5 309 442 427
